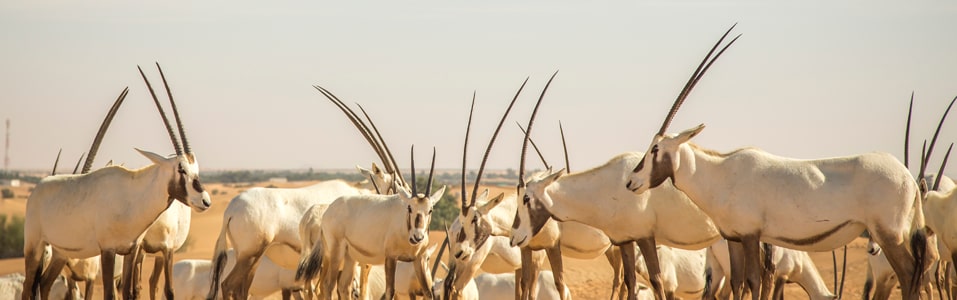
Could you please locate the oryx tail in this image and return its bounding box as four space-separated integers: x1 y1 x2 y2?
207 217 231 300
296 231 324 282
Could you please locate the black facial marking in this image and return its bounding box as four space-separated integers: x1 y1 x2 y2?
649 151 675 189
168 171 189 203
457 227 467 243
192 178 204 193
529 197 553 235
473 218 491 248
511 211 522 229
415 214 423 228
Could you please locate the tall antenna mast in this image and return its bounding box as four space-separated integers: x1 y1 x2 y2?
4 119 9 170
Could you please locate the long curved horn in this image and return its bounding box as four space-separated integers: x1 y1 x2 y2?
919 96 957 180
356 104 406 188
461 95 476 214
82 87 130 173
72 153 85 175
560 121 570 172
410 145 418 196
905 93 914 169
139 66 183 156
155 63 191 155
469 78 528 206
51 149 62 176
313 85 397 177
934 143 953 191
426 147 436 196
656 24 741 136
519 71 559 187
921 140 928 181
515 122 549 169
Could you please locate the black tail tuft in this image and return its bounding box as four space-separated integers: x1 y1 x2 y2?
702 266 714 300
762 242 775 275
296 241 323 282
910 228 929 295
208 250 228 300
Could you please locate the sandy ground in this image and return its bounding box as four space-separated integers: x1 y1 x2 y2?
0 180 896 299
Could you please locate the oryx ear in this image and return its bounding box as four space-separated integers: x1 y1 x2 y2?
356 165 372 176
676 124 706 143
543 168 566 185
372 162 382 174
479 192 506 214
429 185 448 205
919 178 929 196
135 148 167 164
398 183 413 200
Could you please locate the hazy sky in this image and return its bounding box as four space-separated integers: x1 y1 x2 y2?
2 1 956 174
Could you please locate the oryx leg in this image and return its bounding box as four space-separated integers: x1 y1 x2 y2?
38 256 66 300
770 278 784 300
545 245 570 300
318 241 345 300
727 241 748 300
223 243 267 299
359 264 371 300
635 238 669 300
337 255 358 300
21 244 45 300
102 250 118 300
85 279 95 300
384 257 397 300
873 233 920 299
160 249 175 300
604 245 625 300
148 253 164 300
740 236 765 300
760 243 774 300
520 248 536 300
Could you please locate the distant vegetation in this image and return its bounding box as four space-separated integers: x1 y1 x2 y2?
0 169 42 184
0 214 25 258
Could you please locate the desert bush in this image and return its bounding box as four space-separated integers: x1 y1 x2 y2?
1 188 13 199
0 214 25 258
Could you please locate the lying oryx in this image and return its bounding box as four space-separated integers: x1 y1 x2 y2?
625 26 931 299
299 147 446 300
24 64 212 300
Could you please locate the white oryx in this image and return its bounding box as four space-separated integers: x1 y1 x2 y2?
209 85 403 300
507 73 720 300
121 200 191 300
172 250 306 300
624 26 931 300
706 240 835 300
23 64 212 300
2 273 77 300
300 146 446 300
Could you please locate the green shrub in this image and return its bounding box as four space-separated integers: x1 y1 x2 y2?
1 188 13 199
0 214 25 258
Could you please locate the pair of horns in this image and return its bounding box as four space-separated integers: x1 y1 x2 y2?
515 121 571 173
905 93 957 191
656 24 741 137
410 145 436 196
460 79 528 214
314 85 407 189
139 63 192 157
518 71 560 187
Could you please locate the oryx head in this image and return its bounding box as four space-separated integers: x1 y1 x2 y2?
400 146 446 245
450 82 527 261
138 63 211 212
511 168 563 248
626 25 740 195
506 71 560 248
316 85 410 195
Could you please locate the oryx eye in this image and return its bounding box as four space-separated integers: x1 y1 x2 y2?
178 166 186 174
407 205 412 213
651 144 659 154
428 209 433 214
523 195 530 204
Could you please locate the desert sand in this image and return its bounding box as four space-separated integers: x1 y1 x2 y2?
0 180 895 299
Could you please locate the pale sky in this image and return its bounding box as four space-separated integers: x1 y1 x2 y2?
2 1 956 175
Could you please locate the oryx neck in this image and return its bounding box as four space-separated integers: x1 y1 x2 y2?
670 143 725 216
542 153 632 223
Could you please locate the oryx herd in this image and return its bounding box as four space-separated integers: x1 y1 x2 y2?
14 24 957 300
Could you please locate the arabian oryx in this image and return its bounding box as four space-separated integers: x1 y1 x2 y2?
173 250 307 300
624 25 932 300
208 85 403 300
298 147 446 300
441 78 551 300
23 63 212 300
863 95 957 300
507 72 720 300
